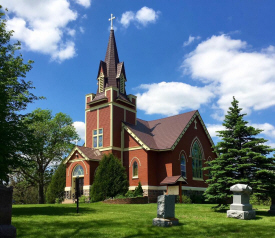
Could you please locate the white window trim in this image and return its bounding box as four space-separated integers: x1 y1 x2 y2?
93 128 104 148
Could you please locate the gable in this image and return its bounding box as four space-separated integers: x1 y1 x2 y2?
64 146 102 164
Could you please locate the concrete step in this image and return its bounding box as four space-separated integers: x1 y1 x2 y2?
62 199 74 204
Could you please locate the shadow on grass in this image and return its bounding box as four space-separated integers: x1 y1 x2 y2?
12 205 94 216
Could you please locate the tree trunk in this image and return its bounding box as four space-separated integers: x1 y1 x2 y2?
268 197 275 214
38 167 44 204
38 182 44 204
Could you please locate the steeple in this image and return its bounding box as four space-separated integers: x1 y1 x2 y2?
96 26 127 94
104 29 120 87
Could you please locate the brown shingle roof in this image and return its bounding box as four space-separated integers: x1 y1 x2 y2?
89 92 107 104
76 146 102 161
160 176 188 185
104 29 119 88
124 110 197 150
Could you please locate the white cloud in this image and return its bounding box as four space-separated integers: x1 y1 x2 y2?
206 124 225 138
136 82 214 115
74 0 91 8
73 121 85 141
52 41 76 62
0 0 89 62
182 34 275 117
67 28 76 37
251 123 275 138
120 11 135 28
79 27 85 33
183 35 201 47
120 6 160 28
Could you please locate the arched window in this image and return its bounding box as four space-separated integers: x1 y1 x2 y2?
73 165 84 177
133 161 138 178
180 154 186 178
192 141 203 178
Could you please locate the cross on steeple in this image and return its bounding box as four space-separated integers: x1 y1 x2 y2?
109 13 116 30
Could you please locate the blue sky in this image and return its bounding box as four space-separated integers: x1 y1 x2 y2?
1 0 275 148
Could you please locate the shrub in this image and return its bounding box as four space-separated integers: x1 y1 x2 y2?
79 195 88 203
176 195 192 204
115 194 126 199
55 198 62 204
125 190 135 198
46 162 66 204
133 182 143 197
250 194 271 206
90 154 128 202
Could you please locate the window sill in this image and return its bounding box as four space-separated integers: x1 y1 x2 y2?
193 178 204 181
132 176 139 179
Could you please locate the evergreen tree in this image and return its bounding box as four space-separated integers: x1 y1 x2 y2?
204 97 274 207
133 181 143 197
90 153 128 202
46 162 66 204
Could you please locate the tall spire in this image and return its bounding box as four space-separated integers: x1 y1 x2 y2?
104 29 119 87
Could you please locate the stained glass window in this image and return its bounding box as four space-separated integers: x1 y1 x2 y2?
133 161 138 178
73 165 84 177
192 141 203 178
180 154 186 178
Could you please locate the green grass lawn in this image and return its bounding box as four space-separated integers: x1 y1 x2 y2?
12 203 275 238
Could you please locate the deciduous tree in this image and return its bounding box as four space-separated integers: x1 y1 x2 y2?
0 6 39 183
21 109 79 204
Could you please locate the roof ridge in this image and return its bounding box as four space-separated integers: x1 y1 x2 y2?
138 110 197 124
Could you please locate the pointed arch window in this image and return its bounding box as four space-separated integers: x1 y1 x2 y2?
192 141 203 179
133 161 138 178
180 154 186 178
73 165 84 177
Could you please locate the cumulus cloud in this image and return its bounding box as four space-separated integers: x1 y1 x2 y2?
1 0 90 62
74 0 91 8
73 121 85 141
136 82 214 115
251 123 275 138
182 34 275 117
120 6 160 28
206 124 225 138
183 35 201 47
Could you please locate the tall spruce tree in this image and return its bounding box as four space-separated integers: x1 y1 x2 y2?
204 97 275 207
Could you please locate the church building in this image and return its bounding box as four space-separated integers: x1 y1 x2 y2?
64 25 216 202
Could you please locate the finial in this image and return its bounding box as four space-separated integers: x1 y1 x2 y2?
109 13 116 30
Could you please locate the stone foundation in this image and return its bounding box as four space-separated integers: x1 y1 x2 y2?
146 189 166 203
103 197 148 204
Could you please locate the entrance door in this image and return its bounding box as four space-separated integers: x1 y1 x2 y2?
79 177 84 196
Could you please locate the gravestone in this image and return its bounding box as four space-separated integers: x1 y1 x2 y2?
227 184 255 220
0 185 16 237
152 195 179 227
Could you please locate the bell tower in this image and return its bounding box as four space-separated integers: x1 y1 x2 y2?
85 16 137 158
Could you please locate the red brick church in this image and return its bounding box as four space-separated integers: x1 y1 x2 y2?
64 27 216 202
